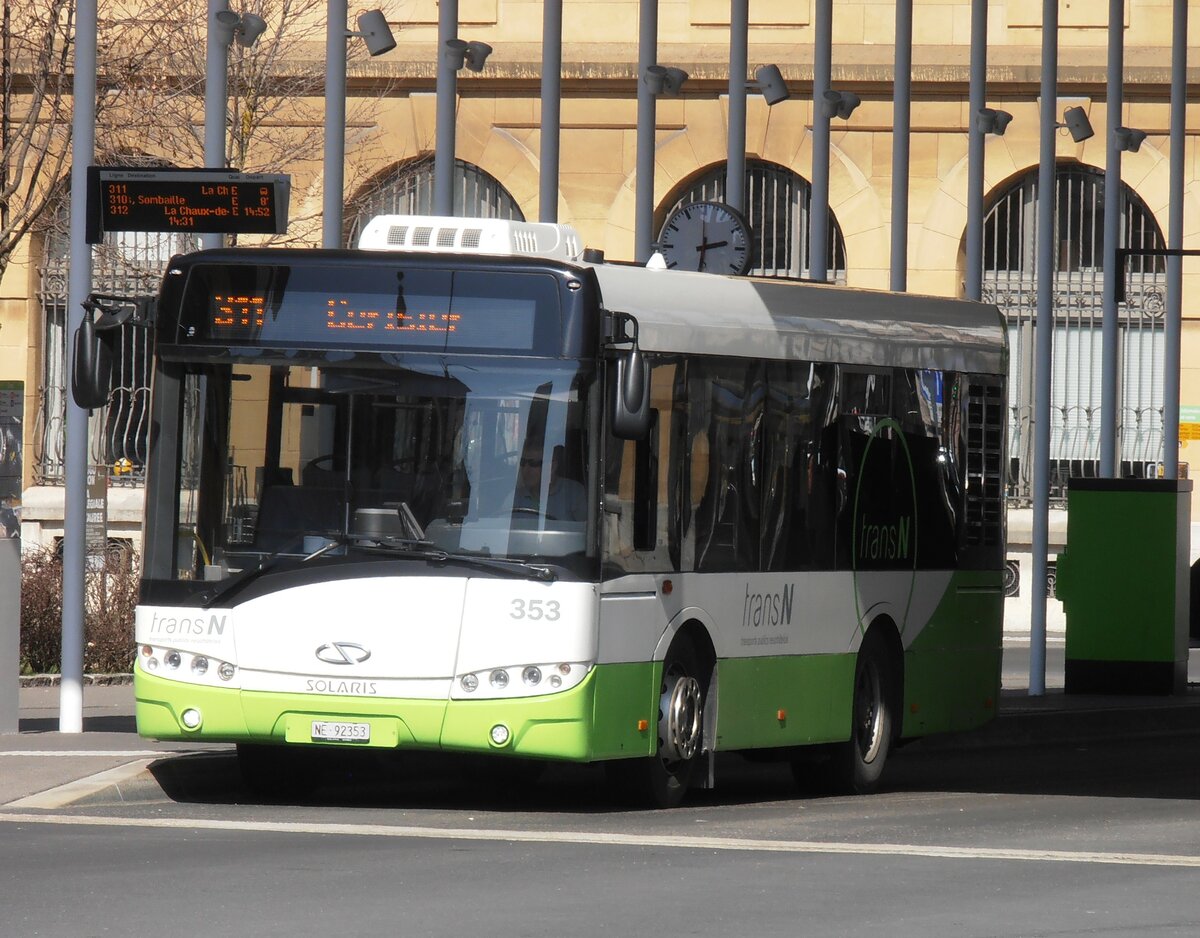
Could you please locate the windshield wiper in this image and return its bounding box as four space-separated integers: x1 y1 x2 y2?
355 537 556 582
199 535 342 608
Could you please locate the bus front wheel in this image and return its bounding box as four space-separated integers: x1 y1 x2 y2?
609 641 707 809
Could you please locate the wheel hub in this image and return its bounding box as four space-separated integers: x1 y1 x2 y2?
659 672 703 763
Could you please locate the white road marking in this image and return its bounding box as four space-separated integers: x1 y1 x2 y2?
0 751 182 758
0 812 1197 868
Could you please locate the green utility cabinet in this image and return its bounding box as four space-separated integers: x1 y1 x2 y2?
1056 478 1191 695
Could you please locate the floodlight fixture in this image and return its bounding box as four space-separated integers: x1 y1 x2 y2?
822 88 860 120
1059 105 1094 142
749 64 789 106
352 10 396 57
445 38 492 72
213 9 267 48
976 107 1013 136
643 65 688 97
1114 126 1147 153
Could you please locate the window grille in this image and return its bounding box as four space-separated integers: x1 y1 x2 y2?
979 163 1166 505
345 157 524 247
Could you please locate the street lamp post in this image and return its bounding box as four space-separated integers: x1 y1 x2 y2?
323 4 395 248
433 0 491 218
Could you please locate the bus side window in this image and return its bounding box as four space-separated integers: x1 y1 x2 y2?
603 357 678 574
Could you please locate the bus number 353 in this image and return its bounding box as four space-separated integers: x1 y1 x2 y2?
511 599 562 621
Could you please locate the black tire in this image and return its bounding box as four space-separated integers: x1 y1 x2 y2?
608 640 708 809
236 743 320 801
835 634 895 794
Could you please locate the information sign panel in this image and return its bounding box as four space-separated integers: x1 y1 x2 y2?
87 167 290 241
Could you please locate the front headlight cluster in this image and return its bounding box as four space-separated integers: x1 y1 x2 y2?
452 661 590 700
140 644 238 687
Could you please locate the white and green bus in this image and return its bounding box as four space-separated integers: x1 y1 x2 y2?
115 215 1006 807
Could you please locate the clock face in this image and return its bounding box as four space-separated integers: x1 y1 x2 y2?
657 201 753 275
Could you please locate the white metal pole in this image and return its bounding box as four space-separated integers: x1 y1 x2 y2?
62 0 99 732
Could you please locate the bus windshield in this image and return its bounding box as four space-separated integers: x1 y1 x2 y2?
168 355 597 588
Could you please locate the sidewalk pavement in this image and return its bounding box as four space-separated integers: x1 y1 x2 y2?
2 647 1198 809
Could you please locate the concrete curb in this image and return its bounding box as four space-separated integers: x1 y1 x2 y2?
19 674 133 687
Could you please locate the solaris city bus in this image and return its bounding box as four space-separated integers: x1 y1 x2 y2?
79 215 1007 807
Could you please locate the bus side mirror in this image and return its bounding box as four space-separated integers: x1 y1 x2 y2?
71 315 113 410
611 347 650 440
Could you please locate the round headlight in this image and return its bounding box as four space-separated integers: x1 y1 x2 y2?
490 724 510 746
145 657 159 671
191 656 209 676
549 674 562 688
521 666 542 686
217 662 236 681
460 673 479 693
180 708 202 729
489 669 509 689
164 650 182 670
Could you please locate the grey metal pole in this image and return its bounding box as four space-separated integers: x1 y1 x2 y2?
809 0 832 281
1099 0 1124 477
202 0 231 251
1163 0 1187 478
726 0 748 214
62 0 99 732
964 0 986 302
323 0 348 247
1030 0 1058 697
890 0 912 292
634 0 658 262
434 0 459 216
539 0 562 222
0 538 18 733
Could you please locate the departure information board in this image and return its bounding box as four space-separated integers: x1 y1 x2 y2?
86 167 290 242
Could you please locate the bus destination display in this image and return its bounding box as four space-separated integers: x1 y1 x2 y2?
213 294 466 337
87 167 290 242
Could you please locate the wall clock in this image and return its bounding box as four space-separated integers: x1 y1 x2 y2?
657 200 753 275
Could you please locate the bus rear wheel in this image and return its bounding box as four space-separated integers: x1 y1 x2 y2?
836 635 895 794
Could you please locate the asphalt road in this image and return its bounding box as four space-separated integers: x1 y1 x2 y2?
2 716 1198 938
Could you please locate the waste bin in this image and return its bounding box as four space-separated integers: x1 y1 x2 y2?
1056 478 1191 695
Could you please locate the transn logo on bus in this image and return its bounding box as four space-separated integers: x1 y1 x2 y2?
743 583 795 628
315 642 372 666
147 611 227 639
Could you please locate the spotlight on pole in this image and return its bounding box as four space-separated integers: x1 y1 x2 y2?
643 64 688 97
977 107 1013 136
1059 105 1095 142
822 88 860 120
445 38 492 72
1114 126 1147 153
353 10 396 57
214 8 267 48
749 64 789 106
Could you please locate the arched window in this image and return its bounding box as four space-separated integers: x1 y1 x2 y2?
345 157 524 247
658 160 847 282
35 163 198 488
980 163 1167 504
